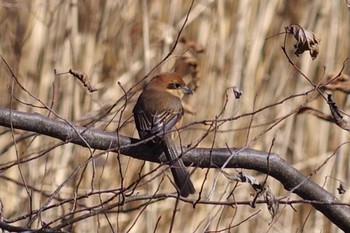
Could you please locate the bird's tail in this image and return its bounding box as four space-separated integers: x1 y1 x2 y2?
162 133 195 197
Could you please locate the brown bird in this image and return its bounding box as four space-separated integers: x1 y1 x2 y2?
133 72 195 197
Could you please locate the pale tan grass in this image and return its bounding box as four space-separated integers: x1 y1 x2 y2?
1 0 350 232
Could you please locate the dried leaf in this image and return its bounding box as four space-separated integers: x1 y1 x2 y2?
327 94 350 131
69 69 98 92
264 187 279 221
232 86 243 99
322 73 350 94
337 183 346 194
285 24 320 60
175 37 205 91
179 36 205 53
226 172 263 192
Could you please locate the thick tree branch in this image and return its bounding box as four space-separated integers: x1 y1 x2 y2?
0 108 349 231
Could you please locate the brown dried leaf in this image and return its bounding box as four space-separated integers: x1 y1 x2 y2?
232 86 243 99
69 69 98 92
175 37 205 91
264 187 279 221
327 94 350 131
322 73 350 94
337 183 346 194
179 36 205 53
285 24 320 60
225 172 263 192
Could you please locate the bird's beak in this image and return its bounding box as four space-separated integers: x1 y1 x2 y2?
182 86 193 95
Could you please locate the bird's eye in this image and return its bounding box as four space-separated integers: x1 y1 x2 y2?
174 83 181 88
167 82 182 90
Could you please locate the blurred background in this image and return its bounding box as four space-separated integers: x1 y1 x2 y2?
0 0 350 232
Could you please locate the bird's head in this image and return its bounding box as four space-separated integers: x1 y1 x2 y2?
147 72 193 98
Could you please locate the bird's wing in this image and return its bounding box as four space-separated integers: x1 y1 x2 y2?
134 106 183 138
150 108 183 136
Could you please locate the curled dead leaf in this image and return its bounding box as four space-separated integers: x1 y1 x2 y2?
179 36 205 53
322 73 350 94
285 24 320 60
327 94 350 131
224 171 263 192
232 86 243 99
337 183 346 195
175 37 205 91
69 69 98 93
265 187 279 221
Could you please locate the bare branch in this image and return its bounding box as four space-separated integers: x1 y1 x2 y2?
0 108 349 231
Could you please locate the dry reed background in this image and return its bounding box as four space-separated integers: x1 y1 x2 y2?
0 0 350 232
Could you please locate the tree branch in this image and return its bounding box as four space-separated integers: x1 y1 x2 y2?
0 108 349 231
